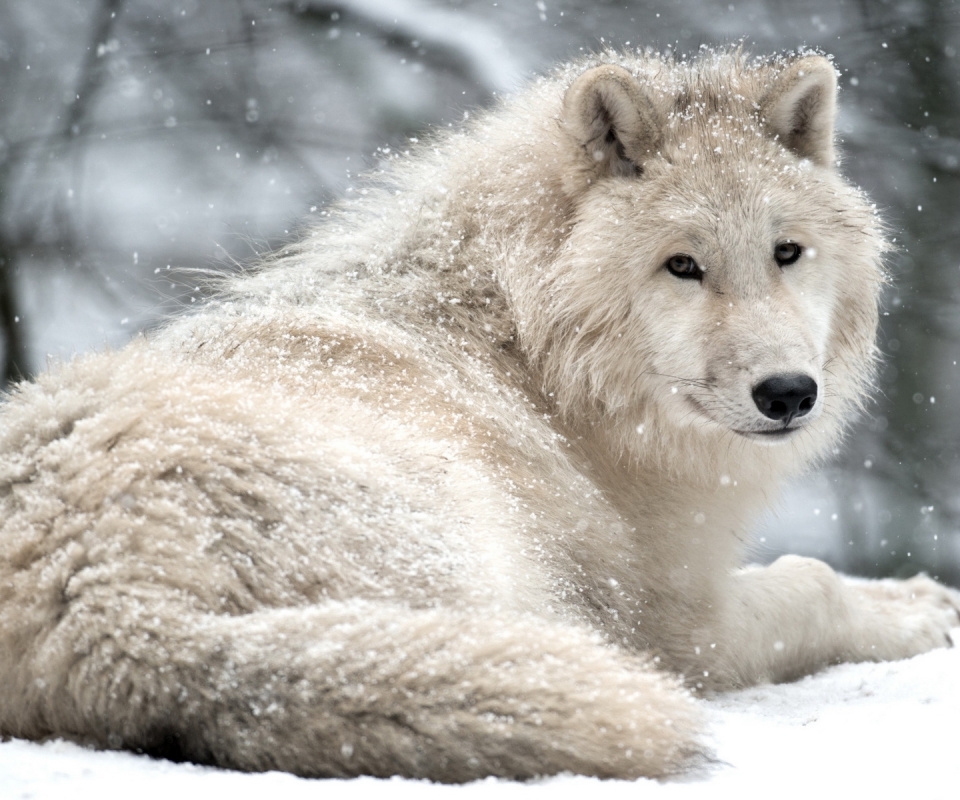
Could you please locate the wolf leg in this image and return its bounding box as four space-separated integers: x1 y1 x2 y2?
10 595 704 782
706 555 960 686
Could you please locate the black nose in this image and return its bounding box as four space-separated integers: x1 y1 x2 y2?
752 374 818 424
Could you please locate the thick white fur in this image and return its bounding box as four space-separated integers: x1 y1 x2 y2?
1 50 958 782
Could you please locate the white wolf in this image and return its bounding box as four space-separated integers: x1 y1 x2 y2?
1 49 957 782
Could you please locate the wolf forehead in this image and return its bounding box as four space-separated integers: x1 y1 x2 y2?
556 52 875 256
566 51 837 152
561 52 837 219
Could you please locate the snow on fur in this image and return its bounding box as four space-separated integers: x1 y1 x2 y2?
0 48 957 782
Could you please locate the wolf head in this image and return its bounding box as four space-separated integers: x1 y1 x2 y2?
516 52 885 476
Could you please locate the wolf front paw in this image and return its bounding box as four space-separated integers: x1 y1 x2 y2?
846 573 960 661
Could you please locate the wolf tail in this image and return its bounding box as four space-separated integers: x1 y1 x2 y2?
13 597 704 781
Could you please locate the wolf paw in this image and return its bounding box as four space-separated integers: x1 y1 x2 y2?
846 573 960 661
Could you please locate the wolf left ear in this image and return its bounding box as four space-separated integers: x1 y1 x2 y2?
562 65 663 183
760 55 838 167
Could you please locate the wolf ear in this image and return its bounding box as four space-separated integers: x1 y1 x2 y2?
562 65 663 183
760 56 838 167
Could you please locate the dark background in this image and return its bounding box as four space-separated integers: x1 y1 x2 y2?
2 0 959 583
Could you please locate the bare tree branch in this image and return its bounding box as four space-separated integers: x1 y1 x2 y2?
0 243 22 386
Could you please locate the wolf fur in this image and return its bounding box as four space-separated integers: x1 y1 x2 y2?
1 49 958 782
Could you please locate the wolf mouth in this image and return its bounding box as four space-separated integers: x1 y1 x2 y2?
685 395 801 440
732 427 798 439
684 396 799 440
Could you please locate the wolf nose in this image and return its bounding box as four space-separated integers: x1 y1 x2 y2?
752 374 818 424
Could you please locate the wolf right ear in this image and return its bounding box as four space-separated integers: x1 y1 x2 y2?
759 56 838 167
561 65 663 187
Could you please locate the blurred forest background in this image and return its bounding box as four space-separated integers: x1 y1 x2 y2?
1 0 959 583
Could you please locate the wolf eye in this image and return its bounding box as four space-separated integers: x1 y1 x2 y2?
774 242 803 267
665 254 702 280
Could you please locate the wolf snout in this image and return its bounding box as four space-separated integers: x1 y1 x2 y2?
751 374 818 425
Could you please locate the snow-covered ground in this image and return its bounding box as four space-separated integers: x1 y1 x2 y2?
3 644 959 799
